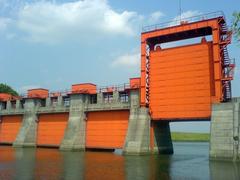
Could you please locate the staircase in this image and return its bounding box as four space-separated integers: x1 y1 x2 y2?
223 81 232 101
219 19 235 101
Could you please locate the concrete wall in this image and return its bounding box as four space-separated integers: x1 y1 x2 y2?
210 100 240 161
60 94 87 151
152 121 173 154
123 90 151 155
13 99 39 147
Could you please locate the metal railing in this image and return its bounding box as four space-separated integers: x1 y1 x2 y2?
98 83 130 93
17 83 133 99
142 11 225 32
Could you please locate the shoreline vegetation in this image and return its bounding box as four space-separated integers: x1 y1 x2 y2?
171 132 210 142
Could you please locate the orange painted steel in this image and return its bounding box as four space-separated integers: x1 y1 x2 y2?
0 93 12 101
28 88 49 99
140 17 227 107
0 93 20 101
130 77 141 89
106 87 114 93
0 115 22 144
72 83 97 94
149 42 213 120
140 15 234 120
50 92 61 97
37 113 68 147
86 110 129 149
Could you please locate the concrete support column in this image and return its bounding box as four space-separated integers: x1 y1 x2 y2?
16 100 21 109
210 103 235 160
57 96 63 107
97 93 103 104
151 121 173 154
6 101 11 110
123 90 151 155
0 102 3 110
13 99 39 147
233 102 240 161
60 94 87 151
113 91 119 103
45 97 51 107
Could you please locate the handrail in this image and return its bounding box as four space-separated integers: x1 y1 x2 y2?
17 83 132 99
142 11 225 33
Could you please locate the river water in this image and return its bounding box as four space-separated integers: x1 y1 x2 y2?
0 142 239 180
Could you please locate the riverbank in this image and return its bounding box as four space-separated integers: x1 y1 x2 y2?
171 132 210 142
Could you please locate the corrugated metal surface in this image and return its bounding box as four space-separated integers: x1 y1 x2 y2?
37 113 68 146
86 110 129 149
0 115 22 144
149 42 213 120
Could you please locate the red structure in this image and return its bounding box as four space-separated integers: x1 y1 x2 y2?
72 83 97 94
140 11 235 120
129 78 141 89
27 89 49 99
0 93 13 101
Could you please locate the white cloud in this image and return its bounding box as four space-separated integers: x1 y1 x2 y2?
16 0 142 43
111 52 140 68
0 1 166 44
170 10 201 27
148 11 164 24
0 17 11 31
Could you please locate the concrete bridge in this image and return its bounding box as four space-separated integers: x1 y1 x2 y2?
0 11 239 161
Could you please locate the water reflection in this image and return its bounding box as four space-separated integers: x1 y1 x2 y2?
34 148 63 179
84 152 125 180
125 155 171 180
210 161 240 180
0 143 240 180
62 151 84 179
14 148 35 180
0 147 15 179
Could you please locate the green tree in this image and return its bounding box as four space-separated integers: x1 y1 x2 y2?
232 12 240 42
0 83 19 96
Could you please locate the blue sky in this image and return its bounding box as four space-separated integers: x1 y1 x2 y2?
0 0 239 132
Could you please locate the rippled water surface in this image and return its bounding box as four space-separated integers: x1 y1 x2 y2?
0 142 240 180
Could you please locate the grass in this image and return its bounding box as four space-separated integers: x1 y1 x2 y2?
171 132 210 142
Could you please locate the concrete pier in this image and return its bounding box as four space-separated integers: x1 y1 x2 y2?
0 102 3 110
152 121 173 154
60 94 87 151
123 90 151 155
13 99 39 147
210 98 240 161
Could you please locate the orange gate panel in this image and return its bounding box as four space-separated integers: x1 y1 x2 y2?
86 110 129 149
0 115 22 144
37 113 68 147
149 42 213 120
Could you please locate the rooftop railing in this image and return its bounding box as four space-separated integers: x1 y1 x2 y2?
17 83 134 99
142 11 225 33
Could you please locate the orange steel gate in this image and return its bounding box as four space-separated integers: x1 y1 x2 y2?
140 12 235 120
37 113 68 147
149 42 213 119
0 115 22 144
86 110 129 149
